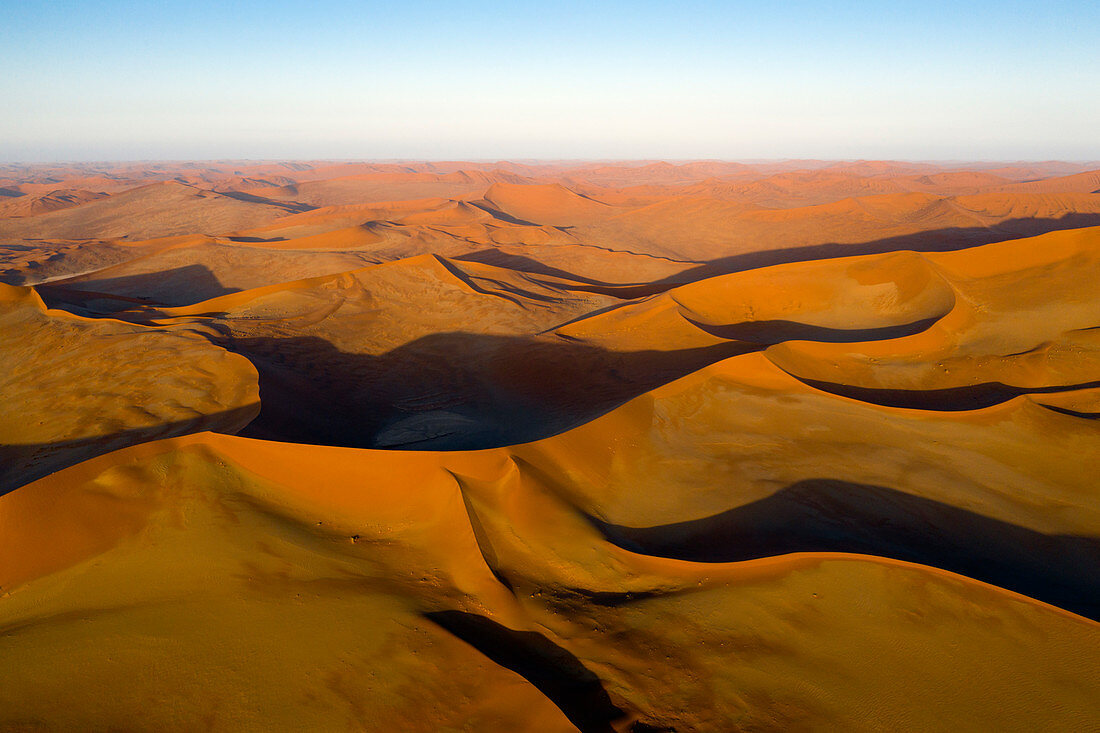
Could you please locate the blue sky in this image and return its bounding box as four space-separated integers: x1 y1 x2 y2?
2 1 1098 161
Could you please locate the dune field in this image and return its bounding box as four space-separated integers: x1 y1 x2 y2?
1 159 1099 731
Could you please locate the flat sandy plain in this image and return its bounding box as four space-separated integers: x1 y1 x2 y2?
1 159 1099 731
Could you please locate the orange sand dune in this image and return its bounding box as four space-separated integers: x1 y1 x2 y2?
0 238 155 287
978 161 1100 181
538 189 1100 267
0 181 305 243
765 225 1100 400
0 188 108 218
480 182 615 226
121 253 691 448
7 162 1100 296
2 160 1099 731
1 388 1097 729
995 169 1100 193
395 198 498 226
209 223 389 251
673 169 1012 208
253 170 529 208
561 160 762 187
556 248 954 353
43 235 389 306
0 174 150 195
0 283 258 492
222 197 463 238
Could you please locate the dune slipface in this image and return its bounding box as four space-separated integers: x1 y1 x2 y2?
1 160 1099 731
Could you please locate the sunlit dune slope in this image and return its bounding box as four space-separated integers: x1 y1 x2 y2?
45 235 388 307
126 254 718 449
0 188 108 218
214 179 1100 288
526 351 1100 614
48 223 1099 458
997 169 1100 194
3 160 1100 731
556 247 955 352
675 169 1014 207
480 182 614 226
0 238 146 287
0 283 259 493
253 170 527 208
0 181 304 242
578 190 1100 263
763 226 1100 403
0 415 1097 730
556 226 1100 406
18 199 684 304
6 162 1100 300
227 195 693 284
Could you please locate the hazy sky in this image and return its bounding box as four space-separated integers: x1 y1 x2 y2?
3 0 1098 161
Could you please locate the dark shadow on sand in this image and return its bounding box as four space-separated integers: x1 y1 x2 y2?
0 405 259 496
226 235 288 243
588 478 1100 619
221 332 753 450
787 373 1100 411
424 610 626 732
214 189 316 213
43 264 241 308
460 215 1100 294
684 314 945 344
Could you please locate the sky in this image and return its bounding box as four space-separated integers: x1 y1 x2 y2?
2 0 1098 161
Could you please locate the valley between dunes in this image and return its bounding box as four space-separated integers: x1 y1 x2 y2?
1 159 1099 731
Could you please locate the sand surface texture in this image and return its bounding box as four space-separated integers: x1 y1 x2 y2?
1 160 1098 731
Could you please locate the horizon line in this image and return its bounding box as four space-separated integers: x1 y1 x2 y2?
4 157 1100 166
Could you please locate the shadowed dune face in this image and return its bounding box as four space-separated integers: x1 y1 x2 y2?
57 263 244 304
6 160 1100 292
0 283 259 493
588 478 1100 618
225 333 749 449
424 610 628 732
0 433 1097 731
119 255 748 448
0 181 308 242
48 243 387 306
2 160 1100 730
0 188 108 218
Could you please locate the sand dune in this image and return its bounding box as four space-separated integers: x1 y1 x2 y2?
7 161 1100 294
995 169 1100 192
480 182 614 226
0 283 259 493
535 188 1100 266
45 236 387 307
1 418 1096 729
253 170 528 208
2 160 1099 731
672 169 1014 208
0 188 108 218
0 181 304 242
117 254 698 448
765 225 1100 399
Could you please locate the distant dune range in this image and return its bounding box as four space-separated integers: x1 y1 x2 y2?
1 160 1099 731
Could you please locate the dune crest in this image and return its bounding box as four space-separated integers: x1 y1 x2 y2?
2 160 1099 730
1 423 1097 730
0 281 259 492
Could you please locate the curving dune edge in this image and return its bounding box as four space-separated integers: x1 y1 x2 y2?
1 160 1099 732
